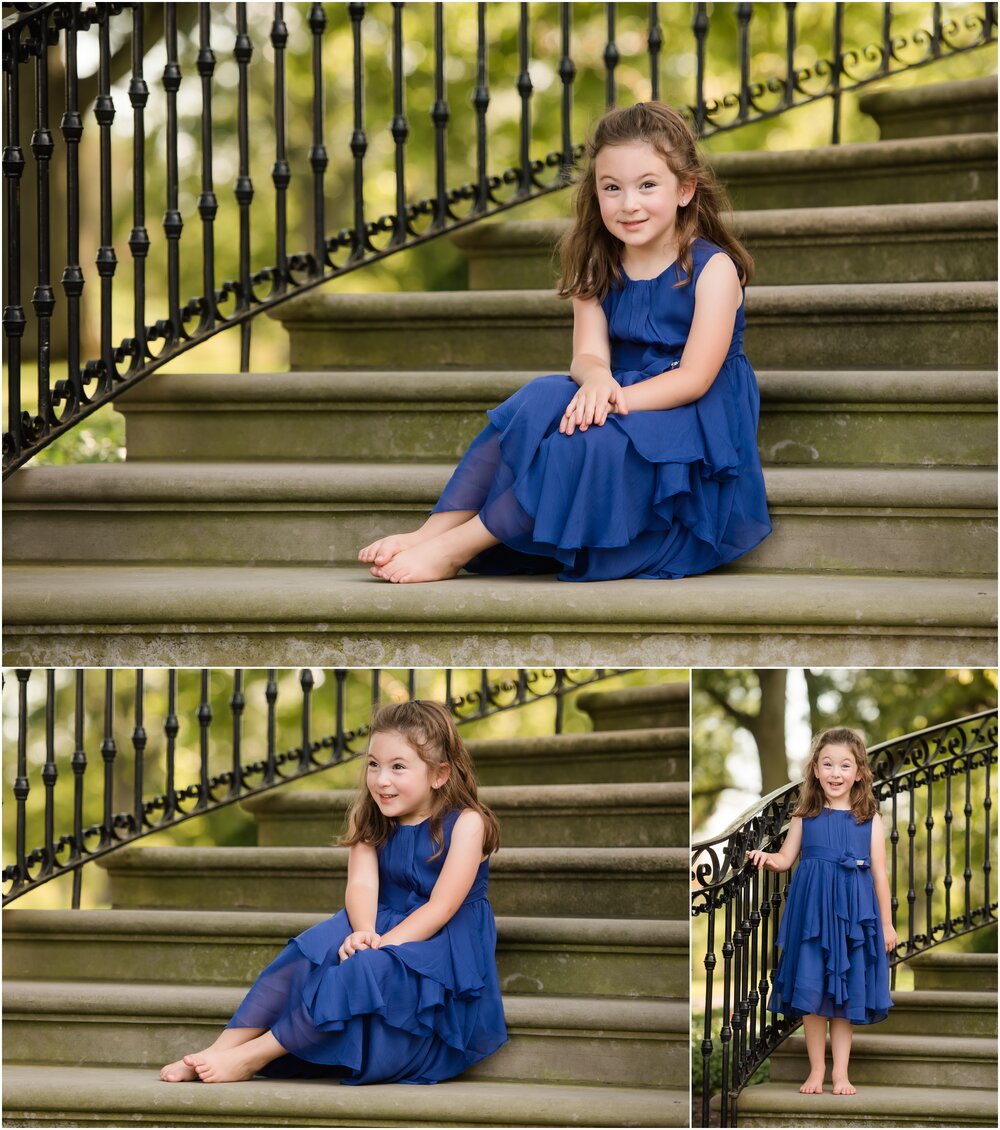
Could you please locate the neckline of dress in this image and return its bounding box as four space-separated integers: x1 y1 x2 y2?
822 805 852 813
621 255 680 284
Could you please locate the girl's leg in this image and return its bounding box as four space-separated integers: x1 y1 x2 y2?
372 514 500 584
358 510 476 568
799 1014 827 1093
829 1018 855 1094
186 1029 289 1084
160 1026 265 1082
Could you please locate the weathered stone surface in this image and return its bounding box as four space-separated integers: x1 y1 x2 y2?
859 76 998 140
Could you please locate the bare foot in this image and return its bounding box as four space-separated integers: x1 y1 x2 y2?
832 1076 856 1095
160 1057 199 1083
187 1045 267 1084
799 1070 825 1094
374 538 465 584
358 530 426 567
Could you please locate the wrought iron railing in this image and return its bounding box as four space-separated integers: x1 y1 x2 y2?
2 665 625 907
690 709 998 1127
3 1 996 476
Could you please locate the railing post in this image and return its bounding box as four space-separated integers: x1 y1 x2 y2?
127 4 150 370
348 1 368 260
229 671 245 799
161 4 181 348
515 3 533 198
60 10 83 415
99 671 117 848
430 3 450 232
308 2 328 273
234 3 254 368
31 9 54 436
558 5 575 184
132 670 147 835
271 2 290 295
473 3 490 212
390 2 409 243
41 670 58 878
196 2 217 332
4 20 27 461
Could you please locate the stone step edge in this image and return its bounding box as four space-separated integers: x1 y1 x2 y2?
0 1066 686 1127
113 369 998 406
888 987 999 1008
4 981 687 1034
772 1031 998 1058
5 567 995 630
909 950 998 968
6 465 996 509
728 1081 998 1118
1 909 687 950
452 199 999 249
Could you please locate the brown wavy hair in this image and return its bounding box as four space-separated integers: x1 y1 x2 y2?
340 700 500 861
792 727 879 823
557 101 753 301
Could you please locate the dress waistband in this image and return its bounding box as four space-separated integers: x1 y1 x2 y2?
801 846 871 870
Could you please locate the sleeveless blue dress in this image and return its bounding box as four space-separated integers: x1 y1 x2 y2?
432 238 771 581
768 808 893 1024
225 809 507 1083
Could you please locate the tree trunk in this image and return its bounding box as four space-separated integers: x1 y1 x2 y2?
750 668 789 796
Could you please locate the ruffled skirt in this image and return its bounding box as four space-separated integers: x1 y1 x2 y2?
432 360 771 581
226 905 507 1084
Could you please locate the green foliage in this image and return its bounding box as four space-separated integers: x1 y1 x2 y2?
690 1008 771 1101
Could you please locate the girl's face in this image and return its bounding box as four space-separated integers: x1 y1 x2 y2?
367 730 449 825
594 141 692 263
813 742 860 808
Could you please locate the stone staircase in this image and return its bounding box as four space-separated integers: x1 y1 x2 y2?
733 950 999 1127
3 79 996 667
2 681 690 1127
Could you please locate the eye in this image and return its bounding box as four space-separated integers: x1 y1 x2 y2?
393 762 407 771
641 180 657 188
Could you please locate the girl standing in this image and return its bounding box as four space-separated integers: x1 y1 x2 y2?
360 101 771 583
747 727 896 1096
160 700 506 1085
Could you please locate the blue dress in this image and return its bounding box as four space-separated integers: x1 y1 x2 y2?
225 809 508 1083
768 808 893 1024
432 238 771 581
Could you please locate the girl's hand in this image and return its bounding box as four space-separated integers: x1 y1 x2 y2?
882 923 898 953
746 849 780 871
338 930 381 961
560 375 628 435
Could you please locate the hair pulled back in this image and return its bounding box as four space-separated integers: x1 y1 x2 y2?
792 726 879 824
557 101 753 302
340 700 500 860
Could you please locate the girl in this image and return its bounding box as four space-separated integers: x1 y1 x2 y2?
747 727 896 1097
160 700 506 1085
359 101 771 583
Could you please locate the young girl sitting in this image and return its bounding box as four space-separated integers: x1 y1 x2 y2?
747 727 896 1096
360 100 771 583
160 700 506 1085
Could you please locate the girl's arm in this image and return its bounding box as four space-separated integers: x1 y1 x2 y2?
562 296 627 434
870 813 898 953
345 841 379 933
746 815 803 873
622 254 743 413
378 810 487 947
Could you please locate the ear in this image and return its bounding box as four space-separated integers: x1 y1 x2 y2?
432 762 451 790
680 178 697 205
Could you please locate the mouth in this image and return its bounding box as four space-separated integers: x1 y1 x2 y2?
619 219 646 230
376 792 398 802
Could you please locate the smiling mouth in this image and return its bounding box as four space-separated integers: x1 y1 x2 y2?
377 792 398 801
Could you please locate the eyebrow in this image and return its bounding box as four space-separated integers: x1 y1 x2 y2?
598 171 662 181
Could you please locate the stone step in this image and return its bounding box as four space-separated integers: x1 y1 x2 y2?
709 132 997 211
98 845 688 918
729 1081 997 1127
453 201 998 289
4 566 994 667
909 949 997 992
577 681 688 732
876 988 997 1038
114 369 999 469
242 783 689 848
859 76 998 141
271 282 997 372
1 909 688 999
5 464 994 577
1 1065 688 1127
769 1031 998 1090
2 982 687 1090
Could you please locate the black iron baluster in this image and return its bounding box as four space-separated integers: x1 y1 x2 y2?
300 669 314 772
333 669 347 760
100 671 116 847
473 3 489 212
558 5 574 183
3 23 27 461
731 883 747 1096
271 3 290 293
784 3 797 107
830 0 843 143
430 3 449 232
963 758 973 927
604 3 619 108
881 3 892 77
96 14 118 391
737 3 752 124
197 670 212 807
12 671 31 894
445 669 453 709
647 3 662 102
197 3 217 332
758 867 771 1043
982 752 992 920
553 670 566 733
931 1 942 55
924 771 934 941
372 669 381 711
719 899 734 1128
132 670 146 835
128 5 150 369
60 13 83 414
265 670 278 784
234 4 254 368
164 671 178 821
906 775 916 948
32 12 55 434
390 2 409 243
407 670 416 700
308 2 328 273
943 765 953 935
746 871 761 1066
700 902 716 1128
692 3 708 135
162 5 181 347
71 670 86 908
348 1 368 260
42 670 57 876
229 671 245 798
515 3 533 198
